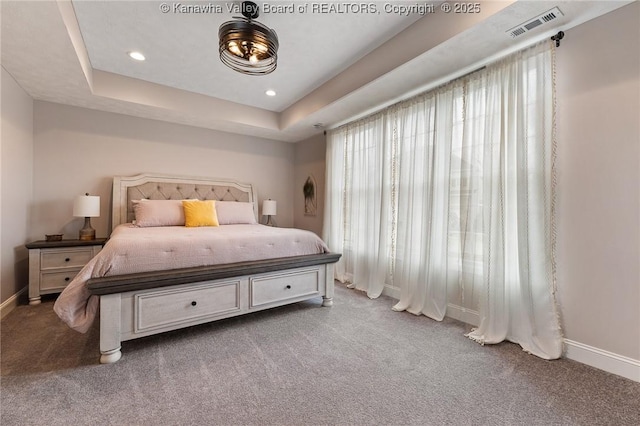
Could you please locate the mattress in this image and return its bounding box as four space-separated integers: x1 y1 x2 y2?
53 224 329 333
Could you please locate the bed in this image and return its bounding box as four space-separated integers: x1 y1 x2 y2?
54 173 340 364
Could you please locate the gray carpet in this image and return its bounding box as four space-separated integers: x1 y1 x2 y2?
1 283 639 425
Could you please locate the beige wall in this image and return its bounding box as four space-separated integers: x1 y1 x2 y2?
1 67 34 304
556 3 640 360
32 102 295 240
293 133 326 236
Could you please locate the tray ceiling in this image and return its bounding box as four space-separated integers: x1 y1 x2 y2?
1 0 632 142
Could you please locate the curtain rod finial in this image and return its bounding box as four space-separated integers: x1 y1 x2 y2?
551 31 565 47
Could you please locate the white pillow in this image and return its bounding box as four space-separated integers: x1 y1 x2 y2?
215 201 257 225
132 199 186 227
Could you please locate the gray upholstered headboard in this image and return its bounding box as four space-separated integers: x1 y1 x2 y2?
112 173 258 229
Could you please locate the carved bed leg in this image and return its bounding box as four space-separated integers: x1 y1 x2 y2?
99 293 122 364
322 263 335 307
100 348 122 364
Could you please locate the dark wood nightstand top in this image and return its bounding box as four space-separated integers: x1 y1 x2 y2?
25 238 108 250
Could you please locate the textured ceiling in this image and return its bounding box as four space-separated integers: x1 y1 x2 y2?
72 0 421 112
1 1 633 142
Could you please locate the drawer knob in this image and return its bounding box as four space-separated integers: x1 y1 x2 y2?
191 301 197 306
285 285 291 290
65 258 70 262
65 277 70 282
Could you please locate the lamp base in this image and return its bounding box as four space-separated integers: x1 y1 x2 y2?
79 217 96 240
263 215 277 227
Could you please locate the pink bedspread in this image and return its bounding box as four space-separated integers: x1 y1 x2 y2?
53 224 329 333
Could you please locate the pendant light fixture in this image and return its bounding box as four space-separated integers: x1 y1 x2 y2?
218 1 279 75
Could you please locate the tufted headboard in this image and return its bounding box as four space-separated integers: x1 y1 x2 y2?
112 173 258 229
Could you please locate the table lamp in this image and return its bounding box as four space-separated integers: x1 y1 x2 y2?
73 193 100 240
262 199 277 227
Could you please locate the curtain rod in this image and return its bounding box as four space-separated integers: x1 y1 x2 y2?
327 30 567 133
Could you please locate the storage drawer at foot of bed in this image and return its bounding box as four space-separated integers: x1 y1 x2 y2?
133 280 242 333
250 267 321 308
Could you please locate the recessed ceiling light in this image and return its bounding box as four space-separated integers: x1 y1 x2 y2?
128 51 146 61
265 90 276 97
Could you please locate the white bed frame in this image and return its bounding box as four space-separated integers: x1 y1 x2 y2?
90 173 338 364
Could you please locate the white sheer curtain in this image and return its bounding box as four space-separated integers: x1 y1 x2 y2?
461 44 562 359
324 41 562 359
390 87 460 321
323 115 391 298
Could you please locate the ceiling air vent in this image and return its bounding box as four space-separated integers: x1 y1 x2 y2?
506 7 564 39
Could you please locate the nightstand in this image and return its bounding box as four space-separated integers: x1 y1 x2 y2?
26 238 107 305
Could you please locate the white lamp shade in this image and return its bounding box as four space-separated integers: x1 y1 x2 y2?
73 195 100 217
262 199 277 216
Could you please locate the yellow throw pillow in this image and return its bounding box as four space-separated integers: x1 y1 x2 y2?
182 200 219 227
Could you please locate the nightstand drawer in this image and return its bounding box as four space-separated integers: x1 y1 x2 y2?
41 248 93 269
40 268 83 292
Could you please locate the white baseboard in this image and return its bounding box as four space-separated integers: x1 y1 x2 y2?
564 339 640 382
446 303 480 327
382 285 639 382
382 285 480 327
0 287 27 319
381 284 400 300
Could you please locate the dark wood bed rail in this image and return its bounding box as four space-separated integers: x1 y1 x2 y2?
87 253 342 295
